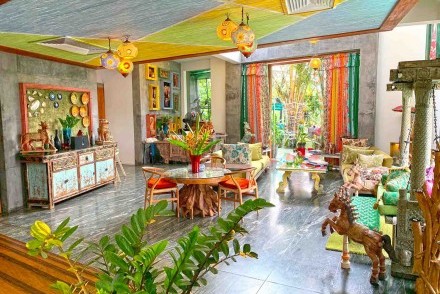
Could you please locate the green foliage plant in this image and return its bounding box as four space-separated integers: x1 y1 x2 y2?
59 115 81 129
27 199 274 294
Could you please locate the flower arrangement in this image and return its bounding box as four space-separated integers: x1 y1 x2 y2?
168 115 220 156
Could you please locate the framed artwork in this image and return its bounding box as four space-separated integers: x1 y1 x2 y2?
173 92 180 112
148 84 160 110
159 68 170 79
161 80 173 109
146 114 156 138
146 64 157 81
172 72 180 88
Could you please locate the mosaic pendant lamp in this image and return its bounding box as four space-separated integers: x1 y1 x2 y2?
100 38 120 70
309 57 322 70
216 14 238 41
231 9 256 58
117 36 138 60
117 59 134 77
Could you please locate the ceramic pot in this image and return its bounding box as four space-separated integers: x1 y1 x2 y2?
297 143 306 157
190 154 202 173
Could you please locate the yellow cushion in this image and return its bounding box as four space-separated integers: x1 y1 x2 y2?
358 153 384 168
342 146 374 164
249 143 263 160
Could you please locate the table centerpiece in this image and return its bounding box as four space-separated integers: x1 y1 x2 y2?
168 115 220 173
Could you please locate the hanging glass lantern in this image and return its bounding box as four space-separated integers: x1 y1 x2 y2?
100 38 120 70
216 14 238 41
117 59 134 77
309 57 322 70
117 36 138 60
238 40 257 58
231 9 255 51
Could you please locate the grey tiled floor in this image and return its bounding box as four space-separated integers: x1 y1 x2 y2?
0 161 415 293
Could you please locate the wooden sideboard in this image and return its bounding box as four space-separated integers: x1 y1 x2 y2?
21 144 116 209
154 141 189 164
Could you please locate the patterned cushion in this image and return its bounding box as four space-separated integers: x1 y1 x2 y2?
386 173 410 192
249 143 263 160
383 191 399 206
359 166 389 182
148 178 177 189
222 144 251 164
357 154 384 168
341 138 369 147
341 146 374 164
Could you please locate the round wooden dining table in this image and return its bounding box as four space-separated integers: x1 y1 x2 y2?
163 167 230 218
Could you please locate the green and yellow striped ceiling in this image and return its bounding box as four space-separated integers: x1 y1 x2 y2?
0 0 411 67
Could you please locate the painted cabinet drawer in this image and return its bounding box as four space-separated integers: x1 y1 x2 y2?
52 155 77 172
26 163 49 201
80 163 95 190
52 168 79 200
96 159 115 184
79 152 94 165
95 147 114 161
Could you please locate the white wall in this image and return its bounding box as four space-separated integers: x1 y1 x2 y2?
96 69 135 165
375 25 426 152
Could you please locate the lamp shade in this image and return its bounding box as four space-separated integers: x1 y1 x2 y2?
238 40 257 58
117 59 134 77
100 50 120 70
216 16 238 41
231 22 255 48
309 57 322 70
117 39 138 60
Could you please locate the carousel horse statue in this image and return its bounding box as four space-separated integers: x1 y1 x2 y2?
321 188 398 284
342 163 376 195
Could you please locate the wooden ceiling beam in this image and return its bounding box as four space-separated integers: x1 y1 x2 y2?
380 0 418 31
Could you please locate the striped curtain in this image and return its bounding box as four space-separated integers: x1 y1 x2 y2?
321 52 360 151
240 63 270 146
426 23 440 60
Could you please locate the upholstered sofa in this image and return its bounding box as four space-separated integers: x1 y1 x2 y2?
212 143 270 180
340 146 393 183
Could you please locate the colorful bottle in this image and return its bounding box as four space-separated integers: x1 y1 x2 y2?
54 129 61 151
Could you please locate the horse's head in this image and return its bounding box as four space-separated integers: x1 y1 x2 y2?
328 192 346 213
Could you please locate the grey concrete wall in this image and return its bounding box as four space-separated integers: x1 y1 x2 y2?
132 61 181 164
241 33 380 144
225 63 242 144
0 52 97 212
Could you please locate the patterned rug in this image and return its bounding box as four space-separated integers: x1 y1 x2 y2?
325 196 393 257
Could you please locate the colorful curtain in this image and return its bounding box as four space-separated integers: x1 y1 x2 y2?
240 63 270 145
321 52 360 151
426 24 440 60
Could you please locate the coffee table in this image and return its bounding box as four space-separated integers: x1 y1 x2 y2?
276 163 327 194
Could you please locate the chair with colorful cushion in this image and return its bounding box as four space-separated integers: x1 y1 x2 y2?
142 167 179 217
218 167 258 211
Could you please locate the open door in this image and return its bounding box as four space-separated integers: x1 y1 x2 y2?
97 83 106 119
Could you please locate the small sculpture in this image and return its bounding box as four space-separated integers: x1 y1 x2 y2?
342 163 376 195
97 119 113 142
241 122 255 143
321 188 398 284
21 121 57 152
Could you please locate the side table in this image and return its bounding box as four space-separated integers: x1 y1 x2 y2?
322 153 340 171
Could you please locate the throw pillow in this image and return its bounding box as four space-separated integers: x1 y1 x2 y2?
341 138 369 147
222 144 251 164
341 146 374 164
358 154 384 168
385 173 410 192
383 191 399 206
249 143 263 160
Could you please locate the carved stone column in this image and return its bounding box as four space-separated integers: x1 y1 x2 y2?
410 80 433 198
400 87 414 167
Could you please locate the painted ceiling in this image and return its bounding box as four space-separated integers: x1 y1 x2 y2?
0 0 407 68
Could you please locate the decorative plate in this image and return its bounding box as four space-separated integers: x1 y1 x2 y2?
71 105 80 117
82 116 90 127
54 101 59 108
49 92 56 101
70 93 78 104
81 93 90 105
27 95 35 102
29 100 40 111
57 93 63 100
79 106 87 117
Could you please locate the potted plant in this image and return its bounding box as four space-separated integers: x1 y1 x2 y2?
58 115 80 147
26 199 274 294
168 114 220 173
296 124 308 157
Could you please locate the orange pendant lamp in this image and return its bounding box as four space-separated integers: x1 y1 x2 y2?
117 59 134 77
231 8 256 58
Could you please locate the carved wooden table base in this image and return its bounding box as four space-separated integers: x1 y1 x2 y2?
179 184 218 218
276 170 324 195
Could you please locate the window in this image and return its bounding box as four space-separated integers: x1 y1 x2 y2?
189 70 211 121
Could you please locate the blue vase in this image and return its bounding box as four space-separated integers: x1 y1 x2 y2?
62 128 71 147
163 123 169 135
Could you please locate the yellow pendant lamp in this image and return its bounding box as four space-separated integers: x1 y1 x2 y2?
100 38 120 70
117 59 134 77
117 36 138 60
309 57 322 70
216 14 238 41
